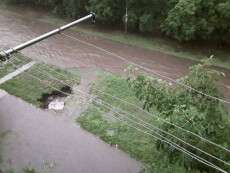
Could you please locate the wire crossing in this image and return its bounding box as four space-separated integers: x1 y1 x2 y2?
61 33 230 105
7 55 230 173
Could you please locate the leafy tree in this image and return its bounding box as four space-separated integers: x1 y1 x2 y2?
4 0 230 42
87 0 125 24
128 59 230 172
162 0 230 42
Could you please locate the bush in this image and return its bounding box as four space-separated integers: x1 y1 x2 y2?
162 0 230 42
4 0 230 42
128 58 230 172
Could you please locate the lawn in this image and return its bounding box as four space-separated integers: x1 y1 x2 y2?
0 54 31 78
77 72 195 172
77 72 156 171
0 55 80 107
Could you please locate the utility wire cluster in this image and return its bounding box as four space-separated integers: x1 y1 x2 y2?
5 54 229 173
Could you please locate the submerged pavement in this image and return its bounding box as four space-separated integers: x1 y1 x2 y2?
0 91 140 173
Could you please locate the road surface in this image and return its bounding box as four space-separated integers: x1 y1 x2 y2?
0 5 229 98
0 91 141 172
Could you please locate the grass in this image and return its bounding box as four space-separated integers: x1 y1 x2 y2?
2 167 37 173
78 106 156 165
77 72 194 172
0 54 31 78
0 55 80 107
78 72 156 167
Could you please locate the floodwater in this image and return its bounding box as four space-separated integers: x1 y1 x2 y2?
0 91 141 172
0 5 229 99
0 4 230 172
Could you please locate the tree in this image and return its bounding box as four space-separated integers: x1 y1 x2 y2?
162 0 230 42
128 59 230 172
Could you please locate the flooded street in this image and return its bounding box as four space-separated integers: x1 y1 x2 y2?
0 91 140 172
0 5 229 98
0 4 230 172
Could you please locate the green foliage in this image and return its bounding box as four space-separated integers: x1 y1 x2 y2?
0 58 80 107
23 167 36 173
78 72 205 172
78 106 157 164
128 58 230 172
4 0 230 42
4 0 87 18
87 0 125 24
162 0 230 42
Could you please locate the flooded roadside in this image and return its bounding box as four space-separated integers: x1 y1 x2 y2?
0 4 229 172
0 5 229 99
0 90 141 173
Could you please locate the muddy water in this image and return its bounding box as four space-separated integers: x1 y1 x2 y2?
0 92 141 172
0 4 229 172
0 5 229 98
0 7 230 100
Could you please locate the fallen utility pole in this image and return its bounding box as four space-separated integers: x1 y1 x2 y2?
0 12 96 60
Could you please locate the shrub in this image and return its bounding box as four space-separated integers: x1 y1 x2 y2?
128 59 230 172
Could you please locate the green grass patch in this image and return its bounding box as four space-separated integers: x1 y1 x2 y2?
78 72 156 165
77 72 194 172
0 58 80 107
0 54 30 78
78 106 156 165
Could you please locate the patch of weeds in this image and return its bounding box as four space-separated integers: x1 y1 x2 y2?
91 72 156 122
0 62 80 107
78 106 156 164
0 53 30 78
77 72 200 172
23 167 37 173
0 130 12 139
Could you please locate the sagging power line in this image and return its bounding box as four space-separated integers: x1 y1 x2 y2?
1 10 229 105
0 10 229 172
61 33 230 105
7 56 229 173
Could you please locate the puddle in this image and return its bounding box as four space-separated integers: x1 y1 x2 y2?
37 86 72 109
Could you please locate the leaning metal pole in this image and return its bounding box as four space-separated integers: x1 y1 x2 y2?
0 12 96 60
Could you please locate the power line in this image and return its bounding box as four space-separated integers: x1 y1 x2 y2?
23 54 230 154
16 55 230 166
92 103 227 173
9 56 229 172
5 8 230 105
10 56 229 173
1 10 228 171
61 33 230 105
96 106 228 173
